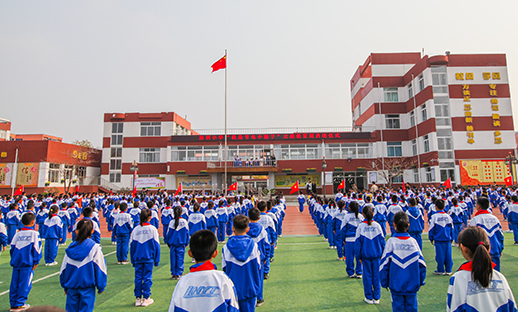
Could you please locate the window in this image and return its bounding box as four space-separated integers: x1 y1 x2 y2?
357 143 371 158
110 172 121 183
412 139 417 156
408 83 413 100
139 148 161 163
414 168 419 183
64 165 73 180
393 175 403 183
421 104 427 121
110 147 122 158
384 88 399 102
432 66 447 85
410 111 415 127
141 122 161 136
438 137 452 150
440 169 455 182
76 166 86 182
426 167 433 182
437 129 452 137
111 135 123 146
112 123 123 134
48 163 60 182
306 144 319 159
418 75 425 92
387 142 402 157
439 151 454 159
423 135 430 153
385 115 400 129
110 159 122 170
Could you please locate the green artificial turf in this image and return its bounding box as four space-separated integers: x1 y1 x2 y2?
1 234 518 311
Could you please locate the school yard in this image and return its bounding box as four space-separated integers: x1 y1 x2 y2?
1 206 518 311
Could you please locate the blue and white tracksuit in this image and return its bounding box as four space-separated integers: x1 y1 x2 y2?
354 221 385 301
387 204 403 236
297 194 305 213
334 209 347 259
447 261 518 312
0 222 7 255
72 217 101 244
429 211 454 274
469 210 504 271
57 209 71 244
406 207 425 250
165 219 189 277
161 207 174 239
380 233 427 312
341 212 364 276
10 228 42 308
129 207 141 228
374 203 387 237
222 235 261 312
247 222 270 302
6 210 21 244
114 211 133 262
188 212 207 236
130 223 161 299
168 261 239 312
507 202 518 243
216 206 228 242
60 239 107 312
204 209 218 234
43 215 63 264
257 213 276 275
36 208 49 238
449 205 465 243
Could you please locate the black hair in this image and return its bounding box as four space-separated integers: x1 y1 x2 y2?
512 195 518 202
140 209 151 225
75 219 93 244
435 199 445 211
27 200 34 210
362 205 373 225
233 215 249 233
337 200 345 212
477 196 490 210
22 212 36 226
120 202 128 212
349 201 359 219
408 198 416 206
458 226 493 288
189 230 217 262
452 197 458 206
248 208 261 221
134 201 139 208
173 206 182 229
391 195 398 203
266 200 272 211
193 202 200 212
48 205 59 219
10 203 17 210
257 200 267 212
147 201 154 209
165 199 171 206
208 201 214 209
82 207 93 218
393 211 409 233
61 202 67 209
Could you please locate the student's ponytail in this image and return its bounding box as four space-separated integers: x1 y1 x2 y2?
362 205 373 225
458 226 493 288
48 205 59 220
349 201 359 219
452 197 458 206
393 211 409 233
140 209 151 225
76 219 93 244
337 200 345 212
173 206 182 229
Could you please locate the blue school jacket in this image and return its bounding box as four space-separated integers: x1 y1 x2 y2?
204 209 217 228
130 223 160 266
247 222 271 262
222 235 261 300
166 219 190 247
43 215 63 239
113 211 133 235
57 209 71 232
449 205 465 224
340 212 365 242
406 206 425 233
216 206 228 223
161 207 174 228
354 221 385 260
71 217 101 244
469 210 504 257
429 211 454 243
59 238 107 292
380 233 427 295
188 212 207 236
128 207 141 227
508 202 518 223
10 228 42 268
6 210 21 229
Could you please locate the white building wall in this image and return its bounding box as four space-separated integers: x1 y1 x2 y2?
452 131 515 150
371 64 415 77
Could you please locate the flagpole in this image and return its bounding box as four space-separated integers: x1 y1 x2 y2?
224 49 228 197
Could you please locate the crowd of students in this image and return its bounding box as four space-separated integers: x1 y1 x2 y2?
0 191 286 312
305 185 518 311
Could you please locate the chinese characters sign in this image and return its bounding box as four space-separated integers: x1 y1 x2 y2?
460 160 511 185
16 163 39 187
0 163 13 188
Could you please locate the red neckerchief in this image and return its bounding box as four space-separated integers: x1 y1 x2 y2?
52 214 58 217
21 227 32 231
458 261 496 271
393 233 411 240
165 206 171 210
190 261 217 272
142 222 151 226
474 210 490 217
437 211 446 214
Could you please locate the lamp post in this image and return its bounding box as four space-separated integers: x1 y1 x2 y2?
322 156 327 198
504 152 517 185
130 160 139 191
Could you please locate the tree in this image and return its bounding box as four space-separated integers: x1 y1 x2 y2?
58 140 100 194
367 156 417 189
72 139 94 148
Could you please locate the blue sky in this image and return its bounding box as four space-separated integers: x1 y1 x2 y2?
1 0 517 147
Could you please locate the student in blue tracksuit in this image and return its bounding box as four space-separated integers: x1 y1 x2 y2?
72 207 101 244
387 195 403 236
216 200 228 242
204 201 218 234
406 198 425 250
60 219 107 312
374 196 388 237
161 199 174 239
341 201 364 278
447 226 517 312
188 202 207 236
108 202 119 244
226 199 236 237
129 202 142 228
334 201 347 261
429 199 454 275
380 211 427 312
43 205 62 266
469 196 504 272
257 200 276 279
507 195 518 245
166 207 189 279
130 209 161 307
222 214 261 312
58 203 71 245
297 191 305 213
355 205 385 305
10 213 42 311
114 202 133 264
36 202 49 238
449 198 465 244
146 201 160 230
0 217 7 255
247 208 271 308
6 203 21 244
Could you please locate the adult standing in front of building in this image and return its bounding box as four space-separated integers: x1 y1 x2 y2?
306 179 312 195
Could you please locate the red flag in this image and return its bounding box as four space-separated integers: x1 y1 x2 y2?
337 179 345 190
132 186 137 198
74 185 79 195
109 190 113 196
442 177 452 189
290 181 300 195
228 182 237 191
402 179 406 193
505 176 513 186
174 184 182 197
14 185 24 196
211 55 226 72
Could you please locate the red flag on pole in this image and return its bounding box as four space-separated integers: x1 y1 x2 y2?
442 177 452 189
74 185 79 195
505 176 513 186
211 55 226 72
228 182 237 191
132 186 137 198
174 184 182 197
14 185 24 196
337 179 345 190
290 181 300 195
402 179 406 193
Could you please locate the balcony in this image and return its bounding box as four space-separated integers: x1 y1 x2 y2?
206 161 278 173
